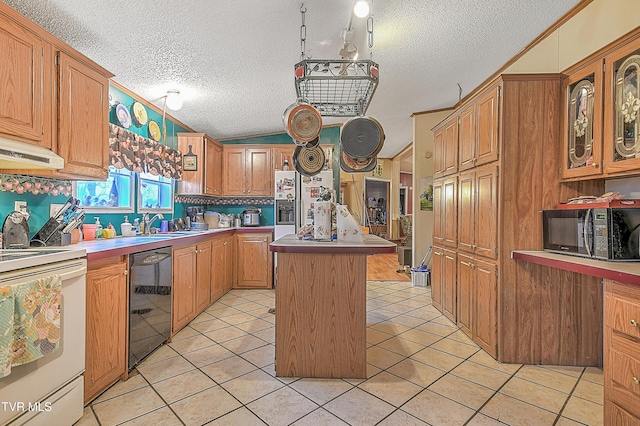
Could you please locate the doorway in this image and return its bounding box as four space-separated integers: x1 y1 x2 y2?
363 178 391 239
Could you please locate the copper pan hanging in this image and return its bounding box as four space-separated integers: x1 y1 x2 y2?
292 143 325 176
340 150 377 173
283 100 322 143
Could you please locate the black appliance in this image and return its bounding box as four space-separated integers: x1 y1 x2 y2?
275 200 295 225
542 202 640 261
129 247 172 370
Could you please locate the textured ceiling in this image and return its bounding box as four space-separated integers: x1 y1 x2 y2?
3 0 581 159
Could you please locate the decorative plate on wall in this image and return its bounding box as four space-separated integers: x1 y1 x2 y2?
132 101 149 126
148 120 161 141
115 103 132 128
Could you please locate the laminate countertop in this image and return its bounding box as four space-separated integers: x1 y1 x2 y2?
76 227 273 261
270 234 397 255
511 250 640 286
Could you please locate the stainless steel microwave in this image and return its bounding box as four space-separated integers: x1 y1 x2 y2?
542 205 640 261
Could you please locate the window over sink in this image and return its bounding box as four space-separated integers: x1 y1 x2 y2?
74 167 134 213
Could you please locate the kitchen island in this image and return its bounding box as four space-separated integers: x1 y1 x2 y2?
270 234 396 378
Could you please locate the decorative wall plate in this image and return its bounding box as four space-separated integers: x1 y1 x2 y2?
115 103 132 128
148 120 161 141
132 101 149 126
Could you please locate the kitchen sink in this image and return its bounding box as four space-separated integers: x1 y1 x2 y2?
142 231 203 238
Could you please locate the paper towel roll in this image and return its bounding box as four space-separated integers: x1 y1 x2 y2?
313 201 332 241
336 204 364 242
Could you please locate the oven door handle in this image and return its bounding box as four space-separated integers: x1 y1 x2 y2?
584 209 592 258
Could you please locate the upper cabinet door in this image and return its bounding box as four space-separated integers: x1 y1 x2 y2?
57 51 109 179
443 116 458 176
246 148 272 196
203 137 218 196
222 147 246 196
604 40 640 175
0 13 51 148
433 127 445 178
458 104 476 171
475 84 500 167
561 60 603 179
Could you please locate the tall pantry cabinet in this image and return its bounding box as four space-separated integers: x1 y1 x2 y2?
432 74 604 364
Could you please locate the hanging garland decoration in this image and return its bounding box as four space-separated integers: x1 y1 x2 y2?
0 174 72 196
109 123 183 179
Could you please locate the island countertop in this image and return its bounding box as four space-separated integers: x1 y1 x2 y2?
270 234 397 254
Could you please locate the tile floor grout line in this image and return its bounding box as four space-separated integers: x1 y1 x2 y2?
552 367 587 426
462 363 526 425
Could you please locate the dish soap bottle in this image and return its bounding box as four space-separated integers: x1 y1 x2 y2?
121 216 133 237
94 217 103 239
283 158 290 171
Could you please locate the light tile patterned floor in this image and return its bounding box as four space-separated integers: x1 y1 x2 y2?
77 281 604 426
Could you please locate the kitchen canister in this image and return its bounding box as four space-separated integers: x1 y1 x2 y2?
313 201 332 241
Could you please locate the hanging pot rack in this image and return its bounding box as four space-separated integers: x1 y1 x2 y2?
293 3 379 117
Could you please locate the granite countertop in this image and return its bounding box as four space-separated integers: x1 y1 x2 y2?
270 234 397 254
77 226 273 261
512 250 640 286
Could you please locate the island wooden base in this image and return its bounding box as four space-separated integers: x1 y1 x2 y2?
275 252 367 378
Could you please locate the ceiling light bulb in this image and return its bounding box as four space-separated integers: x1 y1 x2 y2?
353 1 369 18
165 90 183 111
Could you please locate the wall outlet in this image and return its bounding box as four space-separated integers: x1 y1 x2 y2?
14 201 27 213
50 203 65 218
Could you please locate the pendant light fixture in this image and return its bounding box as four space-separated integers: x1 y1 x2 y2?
164 89 183 111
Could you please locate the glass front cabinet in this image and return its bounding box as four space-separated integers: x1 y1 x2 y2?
562 60 603 179
604 40 640 175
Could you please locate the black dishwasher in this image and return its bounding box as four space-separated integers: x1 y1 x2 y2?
129 247 172 370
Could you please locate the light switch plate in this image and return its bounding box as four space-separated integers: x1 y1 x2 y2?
50 203 65 218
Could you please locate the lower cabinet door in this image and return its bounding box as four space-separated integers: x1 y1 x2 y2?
172 246 196 333
457 254 474 335
473 259 497 357
235 233 272 288
195 241 212 314
85 260 127 404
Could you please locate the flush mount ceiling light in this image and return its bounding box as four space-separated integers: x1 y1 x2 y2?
353 0 370 18
164 89 183 111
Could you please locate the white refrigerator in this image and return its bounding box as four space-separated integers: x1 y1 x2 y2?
274 170 296 240
298 170 334 229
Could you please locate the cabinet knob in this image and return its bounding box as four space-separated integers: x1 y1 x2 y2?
263 239 267 242
631 319 638 327
592 163 599 168
633 377 639 385
248 190 251 193
224 241 227 246
123 270 128 276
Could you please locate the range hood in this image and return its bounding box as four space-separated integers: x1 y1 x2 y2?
0 137 64 169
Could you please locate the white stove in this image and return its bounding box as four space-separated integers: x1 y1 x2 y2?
0 248 86 274
0 247 87 425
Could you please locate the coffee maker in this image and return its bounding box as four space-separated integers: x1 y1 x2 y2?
186 206 204 227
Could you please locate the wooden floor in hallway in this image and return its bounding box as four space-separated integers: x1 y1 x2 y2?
367 252 411 281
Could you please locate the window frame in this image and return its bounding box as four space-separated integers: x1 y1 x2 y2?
73 167 135 214
137 172 175 215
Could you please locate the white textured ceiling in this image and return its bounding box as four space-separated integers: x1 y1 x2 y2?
3 0 580 158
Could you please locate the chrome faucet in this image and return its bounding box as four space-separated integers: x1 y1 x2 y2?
142 213 164 235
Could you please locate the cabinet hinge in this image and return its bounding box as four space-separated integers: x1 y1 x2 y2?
54 54 59 66
603 62 606 72
42 126 44 135
495 269 498 278
495 247 498 258
41 47 44 57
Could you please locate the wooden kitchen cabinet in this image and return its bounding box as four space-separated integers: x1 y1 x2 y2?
223 145 272 196
443 248 457 322
0 9 52 149
431 246 444 311
442 176 457 248
442 116 459 176
604 279 640 424
433 73 604 365
457 254 497 357
235 232 273 288
432 180 444 245
56 51 110 179
458 104 476 171
561 60 604 179
84 256 127 404
604 36 640 176
474 84 500 167
195 241 212 315
433 127 445 178
177 133 223 196
273 145 295 170
211 234 235 303
172 245 197 334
